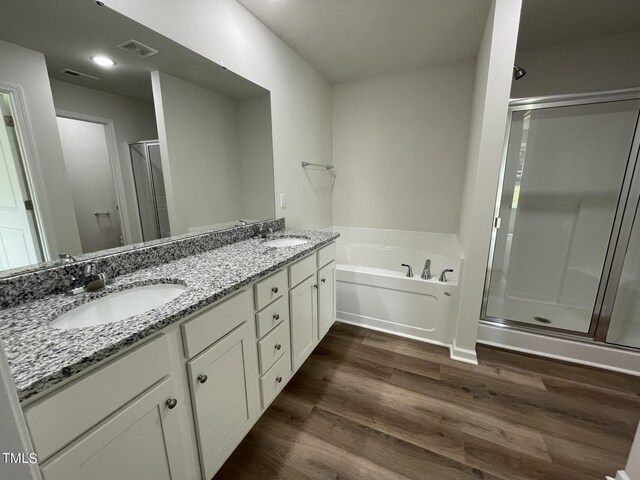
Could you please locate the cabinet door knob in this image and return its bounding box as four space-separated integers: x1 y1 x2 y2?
313 284 318 289
271 286 279 294
276 376 283 383
321 278 326 283
166 398 178 409
197 374 208 384
275 343 282 351
273 313 280 321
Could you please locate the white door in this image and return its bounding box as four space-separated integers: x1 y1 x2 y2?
40 377 189 480
187 322 259 480
0 95 42 269
56 116 123 253
318 261 336 339
289 275 318 372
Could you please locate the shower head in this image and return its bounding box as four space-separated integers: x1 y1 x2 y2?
513 64 527 80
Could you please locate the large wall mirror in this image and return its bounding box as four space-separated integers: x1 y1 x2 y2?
0 0 275 275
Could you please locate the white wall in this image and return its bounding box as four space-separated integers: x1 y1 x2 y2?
452 0 522 362
49 79 158 244
0 40 82 257
511 30 640 99
106 0 333 230
152 71 243 235
331 62 475 233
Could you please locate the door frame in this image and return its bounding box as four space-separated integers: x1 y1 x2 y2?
480 87 640 347
0 82 55 261
55 110 132 245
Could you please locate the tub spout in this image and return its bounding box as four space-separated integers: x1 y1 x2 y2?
439 269 454 282
421 259 432 280
401 264 414 278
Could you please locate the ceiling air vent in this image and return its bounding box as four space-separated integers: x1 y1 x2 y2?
62 69 99 81
116 39 159 58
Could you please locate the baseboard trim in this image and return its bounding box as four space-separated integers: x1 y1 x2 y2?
450 338 479 365
615 470 630 480
478 323 640 376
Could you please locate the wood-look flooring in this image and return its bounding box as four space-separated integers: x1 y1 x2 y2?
215 322 640 480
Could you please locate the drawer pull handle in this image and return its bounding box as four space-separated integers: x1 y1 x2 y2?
197 374 208 384
271 286 279 294
275 343 282 351
276 376 283 383
273 313 280 321
321 278 326 283
166 398 178 409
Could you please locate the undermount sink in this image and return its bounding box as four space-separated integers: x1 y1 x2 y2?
50 283 187 330
263 237 309 248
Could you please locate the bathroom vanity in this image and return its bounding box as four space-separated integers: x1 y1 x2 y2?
0 226 338 480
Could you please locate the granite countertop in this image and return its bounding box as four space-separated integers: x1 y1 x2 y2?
0 229 338 402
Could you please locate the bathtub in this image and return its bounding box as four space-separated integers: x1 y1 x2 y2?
333 226 462 347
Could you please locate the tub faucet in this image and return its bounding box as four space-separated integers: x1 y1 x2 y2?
401 264 413 278
421 259 432 280
439 268 454 283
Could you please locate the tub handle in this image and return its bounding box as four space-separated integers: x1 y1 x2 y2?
401 264 414 278
439 269 454 283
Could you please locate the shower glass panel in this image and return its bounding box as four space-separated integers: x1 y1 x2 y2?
129 141 171 242
485 99 640 333
606 201 640 348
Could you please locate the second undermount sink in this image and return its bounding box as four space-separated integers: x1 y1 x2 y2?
50 283 187 330
263 237 309 248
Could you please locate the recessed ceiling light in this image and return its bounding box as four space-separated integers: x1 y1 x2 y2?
90 55 116 67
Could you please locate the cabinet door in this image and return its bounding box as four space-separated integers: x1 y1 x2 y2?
289 275 318 372
188 322 259 480
40 377 188 480
318 261 336 340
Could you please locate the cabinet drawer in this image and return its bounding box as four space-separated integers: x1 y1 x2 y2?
317 242 336 268
254 270 287 310
257 320 289 375
288 253 315 288
259 353 291 409
24 335 171 461
182 289 251 359
255 296 288 339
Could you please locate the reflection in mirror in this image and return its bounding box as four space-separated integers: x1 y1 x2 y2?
0 0 275 274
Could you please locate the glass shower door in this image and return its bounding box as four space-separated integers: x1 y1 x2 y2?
484 98 640 334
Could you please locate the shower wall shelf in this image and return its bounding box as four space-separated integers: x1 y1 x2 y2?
301 161 333 170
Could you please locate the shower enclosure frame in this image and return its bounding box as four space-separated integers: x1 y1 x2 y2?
129 140 165 242
480 87 640 349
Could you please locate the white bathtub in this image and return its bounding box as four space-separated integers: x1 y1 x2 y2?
334 226 462 347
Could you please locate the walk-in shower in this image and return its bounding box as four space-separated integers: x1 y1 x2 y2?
129 140 171 242
482 89 640 350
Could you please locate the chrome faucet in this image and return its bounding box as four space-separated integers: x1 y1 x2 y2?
258 225 273 238
421 259 432 280
439 268 454 283
401 264 413 278
58 253 77 264
81 262 111 292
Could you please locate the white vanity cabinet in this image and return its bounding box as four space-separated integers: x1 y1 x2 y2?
21 241 337 480
40 377 188 480
182 289 259 480
24 335 190 480
317 242 337 340
187 322 258 479
254 270 292 409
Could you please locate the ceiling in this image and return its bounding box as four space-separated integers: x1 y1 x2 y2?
0 0 266 103
517 0 640 51
236 0 492 84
